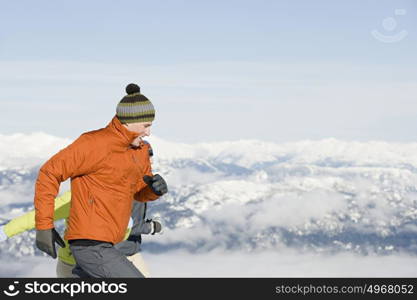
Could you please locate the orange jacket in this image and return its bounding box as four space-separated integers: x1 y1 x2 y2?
34 116 159 244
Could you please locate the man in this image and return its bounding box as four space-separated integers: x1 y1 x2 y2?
0 191 163 277
34 83 168 278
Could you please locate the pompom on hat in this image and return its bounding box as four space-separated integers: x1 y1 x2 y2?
116 83 155 123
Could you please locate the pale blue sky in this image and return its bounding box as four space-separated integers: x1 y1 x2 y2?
0 0 416 142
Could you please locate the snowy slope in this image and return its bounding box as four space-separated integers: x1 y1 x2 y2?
1 133 417 259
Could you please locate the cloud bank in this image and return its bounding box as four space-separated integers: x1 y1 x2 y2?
0 132 417 276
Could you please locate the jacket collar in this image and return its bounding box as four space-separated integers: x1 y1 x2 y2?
106 115 139 147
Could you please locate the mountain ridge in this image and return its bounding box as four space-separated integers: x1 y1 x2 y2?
0 132 416 258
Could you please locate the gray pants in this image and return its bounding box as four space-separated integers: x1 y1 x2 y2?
70 242 145 278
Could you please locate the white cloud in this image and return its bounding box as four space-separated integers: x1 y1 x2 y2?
1 249 417 277
1 132 417 270
164 168 224 187
0 181 35 210
0 256 55 277
144 249 417 277
249 192 349 228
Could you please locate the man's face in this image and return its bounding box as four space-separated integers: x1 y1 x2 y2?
123 122 152 139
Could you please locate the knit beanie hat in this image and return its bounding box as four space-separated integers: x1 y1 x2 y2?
116 83 155 124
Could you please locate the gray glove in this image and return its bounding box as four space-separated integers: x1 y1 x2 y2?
151 216 163 235
152 220 162 234
35 228 65 259
143 174 168 196
145 217 163 235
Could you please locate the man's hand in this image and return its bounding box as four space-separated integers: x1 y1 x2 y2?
35 228 65 259
146 217 163 235
143 174 168 196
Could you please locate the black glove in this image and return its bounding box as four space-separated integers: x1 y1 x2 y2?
35 228 65 259
143 174 168 196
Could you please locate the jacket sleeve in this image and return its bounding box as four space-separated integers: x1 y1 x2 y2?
34 134 102 230
5 191 72 237
133 153 160 203
139 222 153 235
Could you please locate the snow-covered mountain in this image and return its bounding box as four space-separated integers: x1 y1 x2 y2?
1 133 417 259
